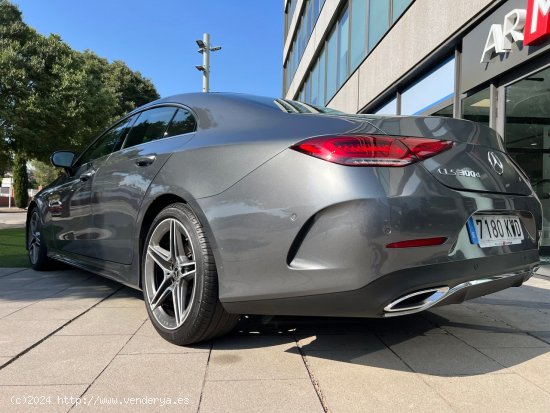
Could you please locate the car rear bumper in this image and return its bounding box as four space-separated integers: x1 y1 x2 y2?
221 249 539 317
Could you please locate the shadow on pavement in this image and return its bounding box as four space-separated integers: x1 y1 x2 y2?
228 282 550 377
2 267 549 378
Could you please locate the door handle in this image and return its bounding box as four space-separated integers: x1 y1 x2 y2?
79 170 95 182
135 155 156 167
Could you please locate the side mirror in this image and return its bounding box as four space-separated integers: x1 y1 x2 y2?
50 151 75 170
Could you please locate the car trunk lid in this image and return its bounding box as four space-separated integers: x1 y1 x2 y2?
323 114 533 196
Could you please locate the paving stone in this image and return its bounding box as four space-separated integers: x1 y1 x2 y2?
95 288 143 308
0 288 67 307
297 332 384 351
0 319 67 357
0 306 20 319
447 329 549 349
422 373 550 413
23 275 93 291
208 335 308 380
200 379 323 413
475 305 550 332
72 353 208 412
55 307 147 336
0 335 130 385
426 304 512 332
0 384 87 413
120 321 209 355
479 347 550 392
530 331 550 344
305 350 452 413
4 303 94 321
383 334 505 376
38 287 117 307
0 268 26 277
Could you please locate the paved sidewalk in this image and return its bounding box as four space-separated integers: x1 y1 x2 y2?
0 211 26 229
0 268 548 412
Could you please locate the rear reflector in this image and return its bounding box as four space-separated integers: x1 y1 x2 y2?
291 135 453 167
386 237 447 249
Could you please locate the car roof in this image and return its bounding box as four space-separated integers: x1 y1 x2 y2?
135 92 280 114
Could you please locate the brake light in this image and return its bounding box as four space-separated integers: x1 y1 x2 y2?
291 135 453 167
386 237 447 248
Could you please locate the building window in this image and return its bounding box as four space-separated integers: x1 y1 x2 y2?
462 87 490 126
504 66 550 252
318 49 326 105
286 0 417 101
350 0 367 71
311 60 320 105
286 1 298 39
368 0 390 52
326 26 338 101
392 0 413 23
304 74 311 103
431 104 453 118
337 8 350 88
283 0 325 95
400 57 455 116
373 97 398 115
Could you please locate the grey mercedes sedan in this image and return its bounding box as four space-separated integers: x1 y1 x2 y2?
26 93 542 345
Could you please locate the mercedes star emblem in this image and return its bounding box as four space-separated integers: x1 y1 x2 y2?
487 151 504 175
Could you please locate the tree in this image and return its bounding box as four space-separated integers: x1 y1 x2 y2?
12 153 28 207
0 134 9 177
0 0 160 166
30 159 59 188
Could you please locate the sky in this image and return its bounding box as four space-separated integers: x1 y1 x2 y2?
12 0 283 98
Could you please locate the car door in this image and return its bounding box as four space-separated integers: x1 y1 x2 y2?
46 117 134 256
89 106 197 264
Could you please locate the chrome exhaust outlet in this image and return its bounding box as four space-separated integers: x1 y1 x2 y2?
383 270 533 317
383 287 449 314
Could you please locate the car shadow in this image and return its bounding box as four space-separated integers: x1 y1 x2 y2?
0 267 124 304
228 282 550 377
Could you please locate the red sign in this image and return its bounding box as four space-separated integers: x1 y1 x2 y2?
524 0 550 45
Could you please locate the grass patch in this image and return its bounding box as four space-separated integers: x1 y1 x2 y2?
0 227 29 268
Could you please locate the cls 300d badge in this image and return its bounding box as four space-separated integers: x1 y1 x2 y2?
438 168 481 178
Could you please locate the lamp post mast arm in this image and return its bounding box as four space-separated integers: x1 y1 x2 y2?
203 33 210 93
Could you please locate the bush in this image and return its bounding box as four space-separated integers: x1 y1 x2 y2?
13 153 29 208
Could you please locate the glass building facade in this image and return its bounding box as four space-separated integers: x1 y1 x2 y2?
283 0 414 105
283 0 550 255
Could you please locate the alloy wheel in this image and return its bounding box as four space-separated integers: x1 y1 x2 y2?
28 211 41 265
144 218 197 330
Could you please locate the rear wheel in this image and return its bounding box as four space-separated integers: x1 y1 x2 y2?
142 203 239 345
27 208 52 270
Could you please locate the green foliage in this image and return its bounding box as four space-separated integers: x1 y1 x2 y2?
0 0 159 165
12 153 28 207
0 149 10 177
30 159 60 187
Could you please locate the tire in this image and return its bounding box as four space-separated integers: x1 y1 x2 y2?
27 208 53 270
142 203 240 345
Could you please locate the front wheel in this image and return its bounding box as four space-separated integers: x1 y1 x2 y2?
27 208 53 270
142 203 239 345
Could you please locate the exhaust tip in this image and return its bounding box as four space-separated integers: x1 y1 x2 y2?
384 287 449 314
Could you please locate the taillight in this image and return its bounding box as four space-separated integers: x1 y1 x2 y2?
291 135 453 167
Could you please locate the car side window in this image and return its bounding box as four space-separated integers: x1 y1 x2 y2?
76 118 133 166
165 108 197 138
122 107 177 149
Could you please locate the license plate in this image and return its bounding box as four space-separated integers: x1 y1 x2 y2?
466 215 523 248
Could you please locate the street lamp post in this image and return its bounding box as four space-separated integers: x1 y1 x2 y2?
195 33 222 93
